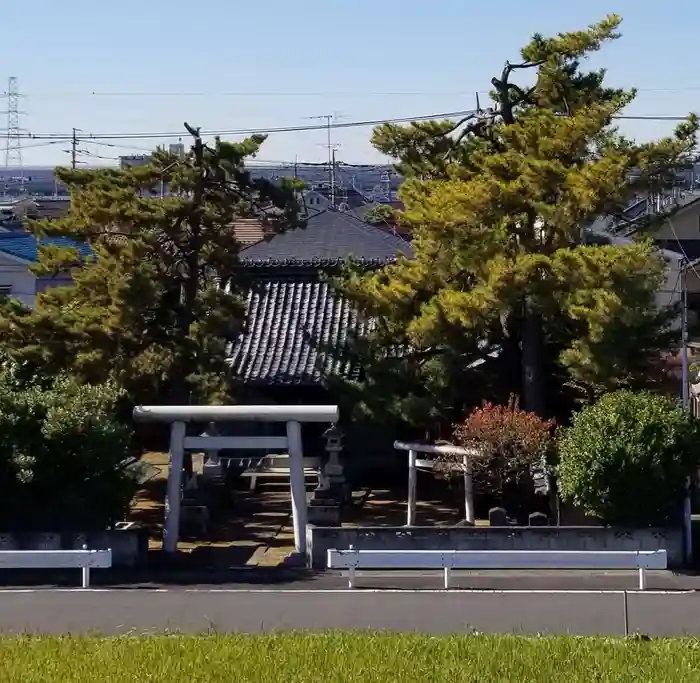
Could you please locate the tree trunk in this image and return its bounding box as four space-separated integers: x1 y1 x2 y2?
172 126 206 479
521 297 544 415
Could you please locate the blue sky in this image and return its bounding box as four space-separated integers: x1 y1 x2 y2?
3 0 700 167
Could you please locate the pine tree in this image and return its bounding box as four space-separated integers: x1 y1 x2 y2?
341 15 697 425
0 125 302 408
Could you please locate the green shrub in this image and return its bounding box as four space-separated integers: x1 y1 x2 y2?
557 390 700 526
0 373 138 532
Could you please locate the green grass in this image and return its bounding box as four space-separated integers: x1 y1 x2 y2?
2 633 700 682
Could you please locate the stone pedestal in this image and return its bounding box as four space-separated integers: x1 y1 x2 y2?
307 499 343 525
308 469 342 525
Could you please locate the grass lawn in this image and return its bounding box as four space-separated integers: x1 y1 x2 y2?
2 633 700 682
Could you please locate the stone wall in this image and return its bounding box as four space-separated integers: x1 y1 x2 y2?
0 527 149 567
306 525 684 569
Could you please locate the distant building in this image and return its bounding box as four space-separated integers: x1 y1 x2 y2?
119 155 152 170
0 232 91 307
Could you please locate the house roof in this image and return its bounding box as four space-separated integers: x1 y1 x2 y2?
654 238 700 261
233 219 266 247
0 232 91 262
354 200 404 222
227 273 371 385
33 198 71 220
240 209 413 268
606 190 700 235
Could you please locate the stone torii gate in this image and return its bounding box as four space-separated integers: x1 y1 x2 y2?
132 404 339 554
394 441 478 526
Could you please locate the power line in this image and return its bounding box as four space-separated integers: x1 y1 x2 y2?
11 110 696 145
18 85 700 97
14 108 481 141
13 139 70 151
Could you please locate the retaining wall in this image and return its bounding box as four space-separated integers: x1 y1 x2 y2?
0 527 149 567
306 525 685 569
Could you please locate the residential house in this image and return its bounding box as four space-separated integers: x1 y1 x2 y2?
304 182 409 240
0 197 71 232
0 233 89 307
0 219 268 307
598 189 700 321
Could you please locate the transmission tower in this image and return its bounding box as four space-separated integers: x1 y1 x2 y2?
1 77 24 168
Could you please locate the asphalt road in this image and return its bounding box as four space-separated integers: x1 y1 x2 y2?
2 589 700 636
4 568 700 591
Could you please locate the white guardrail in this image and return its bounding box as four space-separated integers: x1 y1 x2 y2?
327 547 668 590
0 546 112 588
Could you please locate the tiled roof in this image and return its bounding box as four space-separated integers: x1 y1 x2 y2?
227 273 371 385
240 209 413 267
0 232 92 262
233 219 265 246
33 199 71 220
354 201 404 222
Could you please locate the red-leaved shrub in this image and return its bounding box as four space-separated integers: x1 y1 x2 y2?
447 395 554 496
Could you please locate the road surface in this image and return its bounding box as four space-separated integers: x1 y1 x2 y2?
1 588 700 636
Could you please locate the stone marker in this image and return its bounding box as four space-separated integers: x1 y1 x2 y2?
528 511 549 526
488 506 508 526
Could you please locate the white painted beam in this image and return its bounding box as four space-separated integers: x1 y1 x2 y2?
394 441 480 457
183 436 288 451
133 405 339 423
327 549 668 571
0 549 112 569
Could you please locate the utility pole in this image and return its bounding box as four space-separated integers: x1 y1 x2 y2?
331 147 337 207
308 113 341 208
320 114 335 205
64 128 84 170
71 128 78 169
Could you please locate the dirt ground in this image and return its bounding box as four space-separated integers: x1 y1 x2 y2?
127 453 472 567
128 453 296 567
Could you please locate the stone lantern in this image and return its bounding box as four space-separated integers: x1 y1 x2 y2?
307 424 347 525
201 421 223 479
322 424 345 493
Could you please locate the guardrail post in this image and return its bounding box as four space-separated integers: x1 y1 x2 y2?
81 544 90 588
347 545 356 589
443 567 451 590
407 450 417 526
638 566 646 590
463 455 475 525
